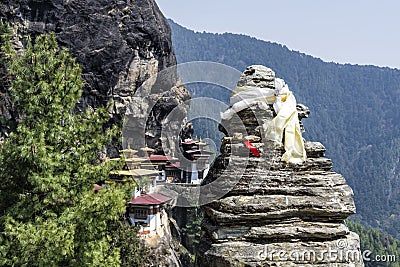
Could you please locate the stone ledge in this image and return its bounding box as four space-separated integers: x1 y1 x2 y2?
198 232 363 267
204 191 355 224
203 221 350 242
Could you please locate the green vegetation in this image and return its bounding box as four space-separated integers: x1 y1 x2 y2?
181 207 203 255
169 20 400 239
175 207 203 267
0 23 146 266
348 220 400 267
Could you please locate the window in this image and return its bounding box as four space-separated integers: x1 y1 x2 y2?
134 208 148 219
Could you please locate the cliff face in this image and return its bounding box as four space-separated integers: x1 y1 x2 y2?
197 65 364 266
0 0 190 153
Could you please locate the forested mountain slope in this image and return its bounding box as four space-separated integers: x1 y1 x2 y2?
347 220 400 267
169 20 400 238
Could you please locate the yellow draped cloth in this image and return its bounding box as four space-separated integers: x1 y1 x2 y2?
263 91 306 164
222 78 306 164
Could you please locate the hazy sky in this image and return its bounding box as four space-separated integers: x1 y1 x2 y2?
155 0 400 69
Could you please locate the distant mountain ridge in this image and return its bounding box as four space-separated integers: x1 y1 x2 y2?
168 19 400 238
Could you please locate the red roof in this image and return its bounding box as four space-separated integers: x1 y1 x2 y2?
149 155 176 162
166 162 181 168
129 193 172 206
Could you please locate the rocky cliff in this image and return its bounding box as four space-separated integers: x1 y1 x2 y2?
197 65 364 266
0 0 190 153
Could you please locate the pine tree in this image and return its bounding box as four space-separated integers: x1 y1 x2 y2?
0 23 146 266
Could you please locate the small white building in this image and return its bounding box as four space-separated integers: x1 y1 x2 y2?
126 192 172 234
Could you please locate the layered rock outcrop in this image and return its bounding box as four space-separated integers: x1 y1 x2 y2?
197 65 364 266
0 0 190 153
